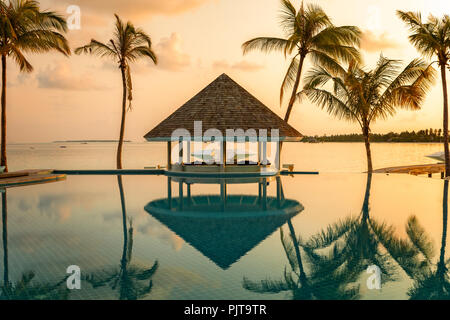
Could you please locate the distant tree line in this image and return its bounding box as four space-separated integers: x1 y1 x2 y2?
303 129 446 143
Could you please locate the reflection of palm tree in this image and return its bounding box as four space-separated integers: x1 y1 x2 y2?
380 180 450 299
84 176 158 300
243 174 402 300
243 217 359 299
303 174 398 285
1 190 69 300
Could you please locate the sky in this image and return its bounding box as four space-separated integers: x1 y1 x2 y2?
6 0 450 142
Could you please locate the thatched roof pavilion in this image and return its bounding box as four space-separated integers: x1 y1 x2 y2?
144 73 302 172
144 73 302 141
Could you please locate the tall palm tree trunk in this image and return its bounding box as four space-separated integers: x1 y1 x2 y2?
2 191 8 288
117 66 127 169
1 55 7 172
440 65 450 177
363 126 373 173
284 54 306 123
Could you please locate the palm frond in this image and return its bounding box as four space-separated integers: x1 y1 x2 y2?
242 37 292 56
406 216 435 262
242 277 290 294
304 217 356 249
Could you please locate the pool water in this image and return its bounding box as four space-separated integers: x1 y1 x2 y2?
1 173 449 300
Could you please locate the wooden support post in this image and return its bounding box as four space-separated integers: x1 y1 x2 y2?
442 171 445 179
186 140 191 164
178 181 183 210
187 183 191 205
220 180 227 211
167 141 172 170
221 140 226 171
178 139 183 165
276 176 281 208
257 141 261 164
167 177 172 209
258 181 262 205
276 141 281 172
428 173 432 178
262 178 267 210
262 141 267 165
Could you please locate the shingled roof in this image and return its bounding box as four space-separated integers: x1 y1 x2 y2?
144 73 302 142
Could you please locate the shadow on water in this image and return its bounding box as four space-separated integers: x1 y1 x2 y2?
0 190 69 300
243 173 450 300
145 176 304 270
83 175 158 300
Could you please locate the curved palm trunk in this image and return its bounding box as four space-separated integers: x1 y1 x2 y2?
284 54 306 124
437 179 448 275
362 126 373 173
116 66 127 169
1 55 7 172
2 191 8 289
287 219 307 284
440 65 450 177
361 173 372 222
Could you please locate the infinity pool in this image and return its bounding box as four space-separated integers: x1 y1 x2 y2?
1 173 449 299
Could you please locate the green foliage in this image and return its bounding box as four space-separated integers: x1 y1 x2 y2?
242 0 361 107
302 128 446 142
0 271 69 300
0 0 70 72
75 14 157 110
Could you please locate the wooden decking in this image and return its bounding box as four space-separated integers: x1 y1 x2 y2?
0 169 66 188
373 163 445 178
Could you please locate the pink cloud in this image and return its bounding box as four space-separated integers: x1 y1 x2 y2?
361 29 399 52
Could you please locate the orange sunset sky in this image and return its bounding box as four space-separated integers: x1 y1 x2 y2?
7 0 450 142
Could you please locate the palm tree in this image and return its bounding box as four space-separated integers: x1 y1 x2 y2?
0 0 70 172
242 0 361 124
397 11 450 176
75 15 157 169
301 55 436 172
84 176 158 300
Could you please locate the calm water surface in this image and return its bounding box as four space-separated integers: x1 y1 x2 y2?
6 142 444 172
1 143 449 299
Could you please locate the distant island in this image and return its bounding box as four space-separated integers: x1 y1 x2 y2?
53 140 132 143
303 129 445 143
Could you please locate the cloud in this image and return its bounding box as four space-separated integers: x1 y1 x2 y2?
154 33 191 71
37 61 104 90
56 0 209 18
361 30 399 52
212 59 264 72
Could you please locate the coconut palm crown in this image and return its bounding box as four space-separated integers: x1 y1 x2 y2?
397 11 450 176
0 0 70 172
242 0 362 124
301 55 436 172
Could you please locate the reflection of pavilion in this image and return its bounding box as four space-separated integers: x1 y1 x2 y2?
144 176 303 269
